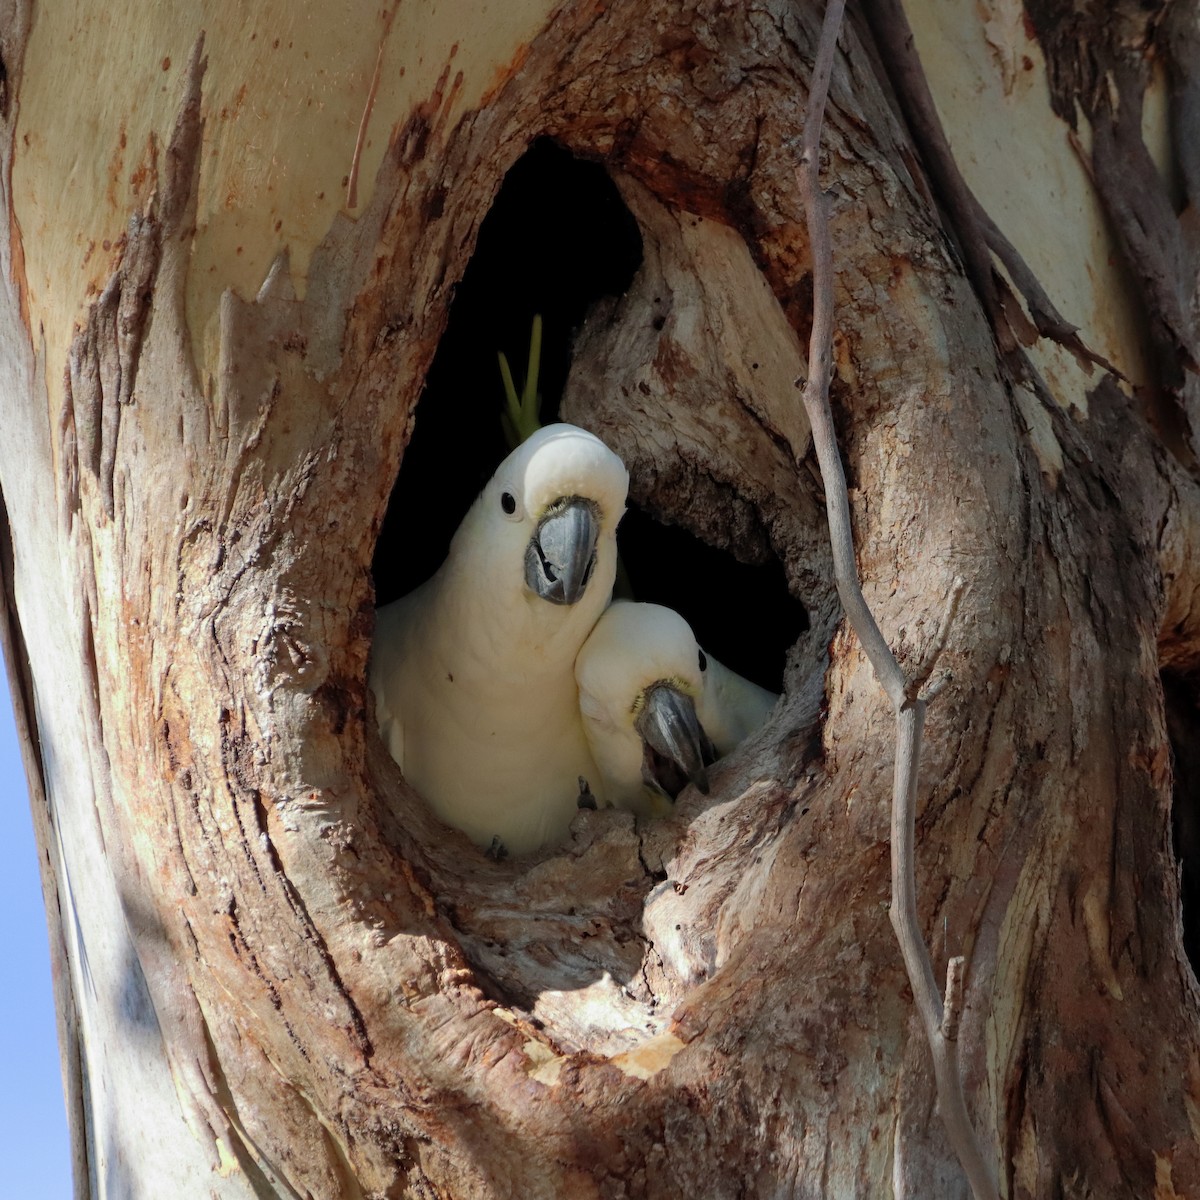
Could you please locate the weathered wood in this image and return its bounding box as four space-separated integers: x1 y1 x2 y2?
1 0 1199 1196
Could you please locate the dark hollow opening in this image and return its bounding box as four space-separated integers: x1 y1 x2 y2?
372 139 643 603
373 137 805 694
1164 671 1200 977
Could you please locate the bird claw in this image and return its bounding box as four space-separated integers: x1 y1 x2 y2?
486 836 508 862
576 776 598 810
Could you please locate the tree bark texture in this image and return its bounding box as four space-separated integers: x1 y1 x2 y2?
2 0 1200 1197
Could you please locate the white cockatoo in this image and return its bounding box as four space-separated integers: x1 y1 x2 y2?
370 423 628 856
574 600 778 818
695 637 779 758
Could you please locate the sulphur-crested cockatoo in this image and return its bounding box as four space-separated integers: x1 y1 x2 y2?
575 600 778 819
370 423 628 856
695 636 778 758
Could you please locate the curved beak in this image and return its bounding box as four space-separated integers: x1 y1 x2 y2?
635 683 716 800
525 498 600 606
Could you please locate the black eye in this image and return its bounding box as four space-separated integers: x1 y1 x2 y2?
501 492 517 515
698 649 708 672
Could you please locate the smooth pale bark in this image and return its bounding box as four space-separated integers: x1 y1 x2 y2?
2 0 1199 1197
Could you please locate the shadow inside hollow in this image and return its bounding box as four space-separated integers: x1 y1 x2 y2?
367 140 823 1048
372 138 643 606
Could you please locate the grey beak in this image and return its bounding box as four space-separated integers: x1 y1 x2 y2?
525 498 599 606
635 683 717 799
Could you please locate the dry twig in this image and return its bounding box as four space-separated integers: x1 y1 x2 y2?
794 4 999 1197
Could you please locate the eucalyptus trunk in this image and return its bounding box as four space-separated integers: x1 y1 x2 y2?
2 0 1198 1196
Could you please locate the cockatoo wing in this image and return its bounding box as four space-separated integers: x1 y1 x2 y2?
696 654 778 757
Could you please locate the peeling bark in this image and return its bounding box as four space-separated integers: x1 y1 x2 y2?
1 1 1199 1197
1024 0 1200 460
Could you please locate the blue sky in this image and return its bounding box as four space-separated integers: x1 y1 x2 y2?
0 650 73 1196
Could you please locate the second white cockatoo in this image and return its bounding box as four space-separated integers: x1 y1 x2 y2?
694 634 779 759
574 600 778 819
370 423 629 856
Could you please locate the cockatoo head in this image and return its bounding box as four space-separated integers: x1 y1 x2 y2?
467 423 629 608
576 600 717 803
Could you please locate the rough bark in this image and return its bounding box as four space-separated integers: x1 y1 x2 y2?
1024 0 1200 462
2 1 1199 1198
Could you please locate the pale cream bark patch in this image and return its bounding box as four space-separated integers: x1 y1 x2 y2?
906 0 1163 406
13 0 556 416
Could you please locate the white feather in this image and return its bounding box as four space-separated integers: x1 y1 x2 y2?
575 600 779 817
696 652 778 757
370 424 628 855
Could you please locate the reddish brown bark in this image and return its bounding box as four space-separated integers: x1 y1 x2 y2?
2 1 1199 1196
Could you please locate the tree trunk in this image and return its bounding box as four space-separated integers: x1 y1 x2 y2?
2 0 1199 1196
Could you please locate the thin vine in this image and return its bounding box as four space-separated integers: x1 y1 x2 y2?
794 3 999 1196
